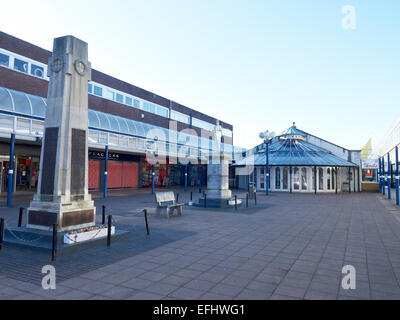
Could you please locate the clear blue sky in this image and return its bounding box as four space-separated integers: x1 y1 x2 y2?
1 0 399 150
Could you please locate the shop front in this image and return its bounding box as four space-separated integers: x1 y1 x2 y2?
88 150 140 190
361 159 379 192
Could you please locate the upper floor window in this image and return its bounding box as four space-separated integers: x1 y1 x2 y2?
94 86 103 96
88 83 93 93
125 96 133 106
14 58 28 73
0 53 9 67
31 64 44 78
116 93 123 103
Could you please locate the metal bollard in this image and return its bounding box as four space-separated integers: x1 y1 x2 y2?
246 193 249 208
0 218 4 251
190 192 193 201
102 205 106 225
51 224 57 262
107 215 112 247
144 209 150 236
255 192 257 206
18 207 24 227
204 194 207 208
235 195 238 211
176 193 179 203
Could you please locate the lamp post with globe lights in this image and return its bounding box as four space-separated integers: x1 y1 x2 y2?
259 130 276 196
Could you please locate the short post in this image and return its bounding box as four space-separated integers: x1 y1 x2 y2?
0 218 4 251
246 193 249 208
176 193 179 203
107 215 112 247
388 153 392 200
102 205 106 225
144 209 150 236
204 194 207 208
396 146 399 206
190 192 193 201
51 224 57 262
255 192 257 205
18 207 24 227
235 195 238 211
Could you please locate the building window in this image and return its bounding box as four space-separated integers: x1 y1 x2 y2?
312 167 316 190
14 58 28 73
0 53 10 67
301 167 307 190
125 96 133 106
332 168 335 189
88 83 93 93
31 64 44 78
362 169 377 182
133 99 140 108
283 167 289 189
116 93 123 103
319 168 324 190
327 168 331 190
275 167 281 189
293 167 300 190
94 86 103 96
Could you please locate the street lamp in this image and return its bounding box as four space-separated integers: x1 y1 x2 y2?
259 130 276 196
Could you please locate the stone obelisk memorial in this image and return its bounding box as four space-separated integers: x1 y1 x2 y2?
198 122 235 207
27 36 96 231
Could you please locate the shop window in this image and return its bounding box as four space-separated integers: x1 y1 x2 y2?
31 64 44 78
0 53 9 67
301 168 307 190
283 167 289 189
293 167 300 190
362 169 377 182
319 168 324 190
14 58 28 73
327 168 331 190
275 167 281 189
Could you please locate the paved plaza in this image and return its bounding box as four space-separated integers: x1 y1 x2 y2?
1 189 400 300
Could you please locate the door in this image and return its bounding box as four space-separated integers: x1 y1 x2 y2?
88 160 100 190
122 162 138 188
108 161 123 189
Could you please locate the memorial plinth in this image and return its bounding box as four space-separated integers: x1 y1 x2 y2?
27 36 96 232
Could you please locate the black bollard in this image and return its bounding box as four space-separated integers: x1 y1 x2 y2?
235 195 238 211
204 194 207 208
51 224 57 262
144 209 150 236
246 193 249 208
107 215 112 247
102 205 106 225
190 192 193 201
0 218 4 251
18 207 24 227
176 193 179 203
255 192 257 206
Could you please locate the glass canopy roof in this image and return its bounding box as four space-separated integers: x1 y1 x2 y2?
0 86 224 150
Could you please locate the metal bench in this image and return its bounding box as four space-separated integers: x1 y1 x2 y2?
155 191 184 218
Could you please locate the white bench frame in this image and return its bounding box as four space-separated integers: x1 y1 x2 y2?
155 191 184 218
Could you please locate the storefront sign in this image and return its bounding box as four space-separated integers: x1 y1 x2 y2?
361 159 378 169
88 151 140 162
